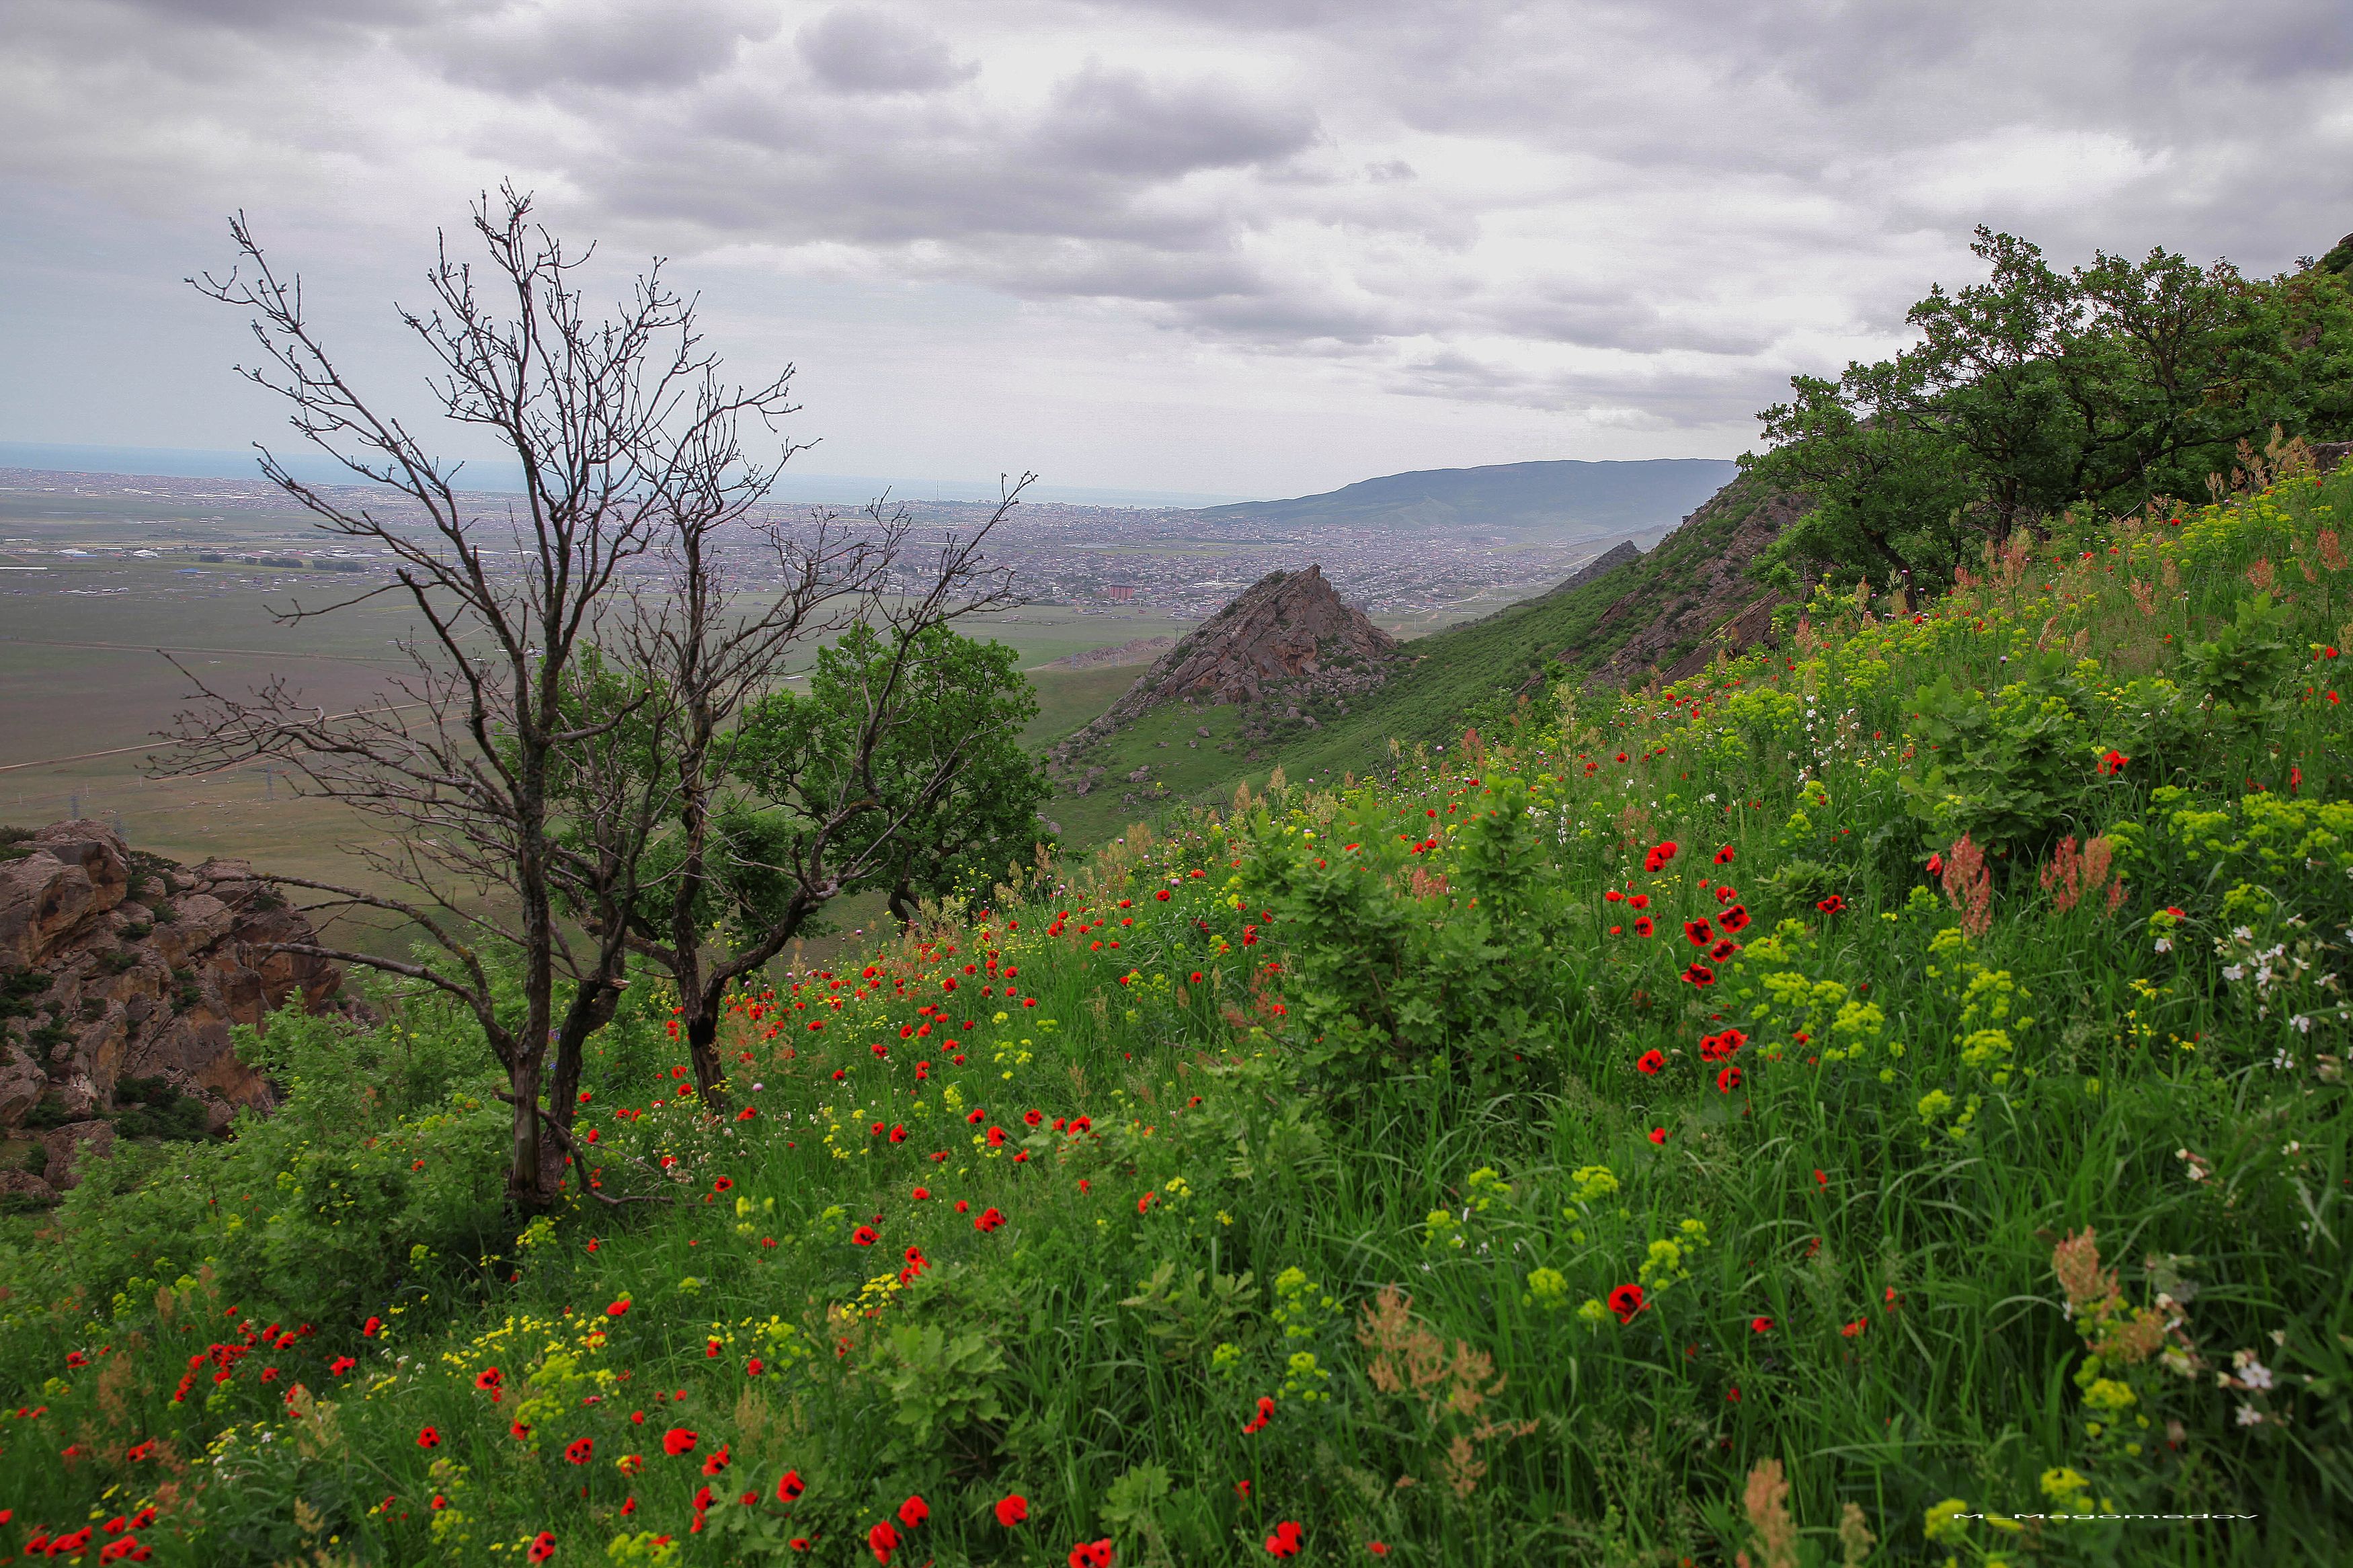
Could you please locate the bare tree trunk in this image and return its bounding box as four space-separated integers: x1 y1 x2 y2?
172 185 796 1204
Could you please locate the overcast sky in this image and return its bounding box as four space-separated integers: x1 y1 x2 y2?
3 0 2347 499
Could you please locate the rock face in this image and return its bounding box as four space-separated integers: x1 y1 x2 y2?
0 819 351 1149
1060 565 1400 752
1581 487 1806 688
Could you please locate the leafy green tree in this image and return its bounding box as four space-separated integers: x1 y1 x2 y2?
1754 226 2353 597
725 624 1047 926
1750 367 1977 608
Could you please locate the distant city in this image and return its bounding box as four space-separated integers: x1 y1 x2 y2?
1 466 1652 624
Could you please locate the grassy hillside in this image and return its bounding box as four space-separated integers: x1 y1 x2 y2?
5 456 2350 1562
1049 476 1790 833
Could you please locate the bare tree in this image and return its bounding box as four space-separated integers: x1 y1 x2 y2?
610 485 1027 1112
167 185 797 1202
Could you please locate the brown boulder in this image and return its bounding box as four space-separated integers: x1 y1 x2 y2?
42 1118 115 1190
0 819 129 968
0 1167 57 1208
0 819 350 1132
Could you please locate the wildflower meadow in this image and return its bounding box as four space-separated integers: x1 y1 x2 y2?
5 458 2353 1563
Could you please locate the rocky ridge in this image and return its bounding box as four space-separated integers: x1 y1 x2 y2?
0 819 352 1203
1575 485 1806 688
1054 565 1401 759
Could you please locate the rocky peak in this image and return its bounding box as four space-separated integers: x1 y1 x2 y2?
1058 565 1400 751
1 819 354 1204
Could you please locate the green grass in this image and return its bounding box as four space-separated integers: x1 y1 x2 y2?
5 464 2351 1562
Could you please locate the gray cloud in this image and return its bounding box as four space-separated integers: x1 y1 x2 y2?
2 0 2349 472
797 7 976 93
1031 65 1320 179
436 1 781 93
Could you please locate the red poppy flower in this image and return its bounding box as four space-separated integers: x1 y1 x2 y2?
662 1428 699 1457
1751 1316 1772 1333
511 1420 532 1440
1627 893 1649 910
852 1226 879 1247
712 1176 733 1193
1814 894 1846 915
1709 938 1740 961
475 1367 503 1391
1024 1108 1043 1127
1648 1127 1667 1145
1636 1050 1665 1075
911 1186 930 1201
1138 1191 1157 1214
1369 1544 1391 1557
1633 916 1654 938
1607 1283 1645 1323
606 1299 630 1318
1266 1521 1304 1558
416 1426 441 1448
329 1356 355 1376
777 1470 805 1503
869 1520 901 1564
974 1206 1006 1232
987 1126 1006 1147
1068 1539 1115 1568
362 1316 382 1337
1156 889 1170 901
528 1534 556 1563
2098 748 2128 776
1242 1394 1276 1433
996 1494 1029 1528
898 1496 929 1529
966 1108 986 1124
1683 963 1715 987
1716 1067 1743 1093
702 1444 731 1476
1718 905 1750 933
1683 919 1712 946
565 1438 594 1464
1714 845 1735 864
1925 852 1943 876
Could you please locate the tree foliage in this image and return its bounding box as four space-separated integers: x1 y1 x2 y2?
1751 226 2353 597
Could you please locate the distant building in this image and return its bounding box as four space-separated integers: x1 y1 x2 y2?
1104 583 1138 602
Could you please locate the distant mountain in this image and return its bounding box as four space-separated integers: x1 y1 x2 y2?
1188 458 1740 539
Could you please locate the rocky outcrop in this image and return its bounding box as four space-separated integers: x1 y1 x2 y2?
1058 566 1400 755
0 820 352 1159
1581 487 1806 689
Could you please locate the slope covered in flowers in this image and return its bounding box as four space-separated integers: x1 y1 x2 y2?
3 461 2352 1563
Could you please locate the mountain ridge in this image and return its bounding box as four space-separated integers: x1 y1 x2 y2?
1189 457 1739 538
